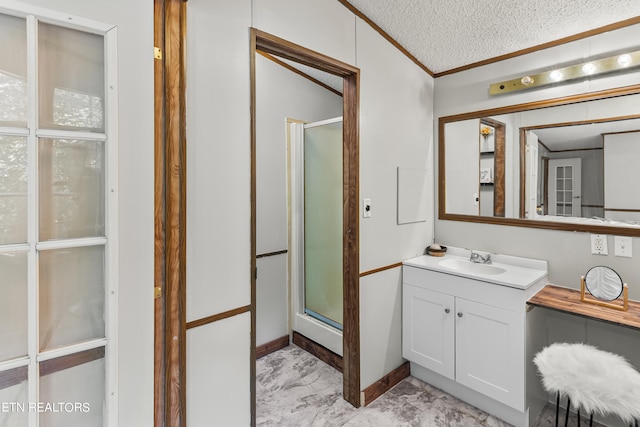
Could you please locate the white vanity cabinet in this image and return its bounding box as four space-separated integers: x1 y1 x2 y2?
402 250 548 427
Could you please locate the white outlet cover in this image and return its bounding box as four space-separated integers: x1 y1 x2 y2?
614 236 633 258
590 234 608 255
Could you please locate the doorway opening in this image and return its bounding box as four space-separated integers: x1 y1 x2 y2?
250 28 361 424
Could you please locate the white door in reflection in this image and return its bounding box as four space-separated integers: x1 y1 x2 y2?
289 117 343 356
548 158 582 217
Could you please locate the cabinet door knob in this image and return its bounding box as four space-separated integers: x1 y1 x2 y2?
457 312 463 318
444 308 450 314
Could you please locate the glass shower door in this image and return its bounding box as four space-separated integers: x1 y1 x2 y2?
303 118 343 330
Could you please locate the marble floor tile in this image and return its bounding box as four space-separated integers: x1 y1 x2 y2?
257 344 603 427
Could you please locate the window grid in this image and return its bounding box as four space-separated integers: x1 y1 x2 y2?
0 7 115 427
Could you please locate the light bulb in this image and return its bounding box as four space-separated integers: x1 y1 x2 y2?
550 70 563 81
520 76 534 86
582 63 596 74
618 54 632 66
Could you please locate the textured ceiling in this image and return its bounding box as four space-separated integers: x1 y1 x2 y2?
345 0 640 74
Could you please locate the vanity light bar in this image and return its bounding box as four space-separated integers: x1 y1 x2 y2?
489 50 640 95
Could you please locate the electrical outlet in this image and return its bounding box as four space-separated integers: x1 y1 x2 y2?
590 234 608 255
614 236 632 258
363 198 371 218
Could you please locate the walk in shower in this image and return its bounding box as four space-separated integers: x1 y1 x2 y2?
289 117 343 354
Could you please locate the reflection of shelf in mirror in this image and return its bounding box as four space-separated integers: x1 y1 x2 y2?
480 151 495 155
480 182 494 186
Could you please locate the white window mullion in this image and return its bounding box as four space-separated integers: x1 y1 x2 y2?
37 338 108 363
36 237 108 251
25 13 38 427
35 129 106 141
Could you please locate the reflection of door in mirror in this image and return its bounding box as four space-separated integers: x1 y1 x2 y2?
479 118 505 217
548 158 581 217
524 131 538 218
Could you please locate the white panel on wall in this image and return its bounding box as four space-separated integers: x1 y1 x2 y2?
256 254 288 346
252 0 356 65
397 167 428 224
359 267 404 389
355 18 434 271
186 0 252 321
187 313 251 427
604 132 640 211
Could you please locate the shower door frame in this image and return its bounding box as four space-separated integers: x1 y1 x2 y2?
290 117 345 356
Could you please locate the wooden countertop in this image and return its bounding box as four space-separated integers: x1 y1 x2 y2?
527 284 640 330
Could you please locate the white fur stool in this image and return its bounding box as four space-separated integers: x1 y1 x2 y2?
534 343 640 427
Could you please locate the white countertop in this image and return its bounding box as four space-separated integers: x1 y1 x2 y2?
403 247 548 290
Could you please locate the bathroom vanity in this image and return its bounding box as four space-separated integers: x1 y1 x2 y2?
402 247 548 427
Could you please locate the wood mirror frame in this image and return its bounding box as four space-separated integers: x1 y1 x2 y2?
438 84 640 237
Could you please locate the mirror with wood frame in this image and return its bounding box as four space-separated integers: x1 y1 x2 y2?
439 85 640 237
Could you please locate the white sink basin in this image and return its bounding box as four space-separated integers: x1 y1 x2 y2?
404 247 548 289
438 258 506 276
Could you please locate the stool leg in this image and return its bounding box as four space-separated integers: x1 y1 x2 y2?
564 397 571 427
577 407 580 427
555 392 560 427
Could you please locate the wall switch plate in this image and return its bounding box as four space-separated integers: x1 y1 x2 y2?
614 236 632 258
590 234 608 255
363 198 371 218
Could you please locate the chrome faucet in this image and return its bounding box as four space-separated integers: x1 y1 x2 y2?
469 250 492 264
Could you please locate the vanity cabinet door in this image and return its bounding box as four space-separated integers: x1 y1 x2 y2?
402 283 455 379
455 297 525 411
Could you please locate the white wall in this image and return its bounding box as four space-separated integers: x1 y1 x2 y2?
434 23 640 299
251 0 435 394
355 17 434 388
14 1 155 426
185 0 252 424
183 0 434 422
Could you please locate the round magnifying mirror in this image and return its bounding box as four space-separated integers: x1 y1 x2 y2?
584 266 624 301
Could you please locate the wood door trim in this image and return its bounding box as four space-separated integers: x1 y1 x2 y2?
359 262 402 277
154 1 187 426
250 28 361 423
186 306 251 330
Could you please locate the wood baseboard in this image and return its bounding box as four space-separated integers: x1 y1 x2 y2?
256 335 290 359
361 361 410 406
292 331 343 372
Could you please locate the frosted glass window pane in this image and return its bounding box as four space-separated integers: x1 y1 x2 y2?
0 373 28 426
39 246 105 350
0 14 27 128
38 23 104 132
0 252 27 362
0 135 28 244
39 138 105 241
304 121 343 326
39 356 104 427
